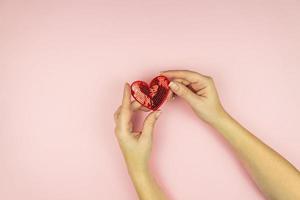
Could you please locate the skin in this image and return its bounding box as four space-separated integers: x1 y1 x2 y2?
114 70 300 200
114 84 167 200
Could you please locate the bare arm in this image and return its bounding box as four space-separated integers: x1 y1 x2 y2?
162 70 300 200
128 169 167 200
213 112 300 200
114 83 168 200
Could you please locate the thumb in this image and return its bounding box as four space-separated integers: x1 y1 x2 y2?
141 110 161 140
169 81 196 104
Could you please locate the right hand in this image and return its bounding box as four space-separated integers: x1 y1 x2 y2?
161 70 227 125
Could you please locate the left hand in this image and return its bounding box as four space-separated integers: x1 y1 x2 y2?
114 83 161 174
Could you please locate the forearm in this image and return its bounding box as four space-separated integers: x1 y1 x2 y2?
211 111 300 200
128 167 167 200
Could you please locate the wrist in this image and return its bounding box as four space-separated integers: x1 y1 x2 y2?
208 109 232 128
126 162 150 177
127 165 152 185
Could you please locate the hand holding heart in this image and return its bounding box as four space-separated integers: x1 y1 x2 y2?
161 70 226 125
114 70 227 174
114 83 161 173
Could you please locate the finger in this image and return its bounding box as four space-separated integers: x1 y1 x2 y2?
120 83 132 122
166 90 175 101
140 110 161 140
161 70 208 83
188 82 207 91
174 78 201 93
169 81 197 104
118 83 133 132
116 101 148 124
121 83 131 110
131 100 150 112
196 90 206 97
174 78 206 94
114 106 122 122
173 78 190 86
128 121 133 132
132 131 142 138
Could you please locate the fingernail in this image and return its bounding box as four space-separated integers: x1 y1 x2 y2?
155 110 162 118
169 81 179 91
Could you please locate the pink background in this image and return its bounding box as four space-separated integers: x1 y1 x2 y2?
1 1 300 199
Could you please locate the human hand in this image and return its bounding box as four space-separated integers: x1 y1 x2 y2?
161 70 226 125
114 83 161 174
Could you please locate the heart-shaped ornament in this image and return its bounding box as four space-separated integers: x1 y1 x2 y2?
131 75 170 110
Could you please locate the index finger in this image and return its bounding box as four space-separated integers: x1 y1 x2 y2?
160 70 208 82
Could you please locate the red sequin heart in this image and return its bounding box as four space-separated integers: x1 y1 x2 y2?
131 76 170 110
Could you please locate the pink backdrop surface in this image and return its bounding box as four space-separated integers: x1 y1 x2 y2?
1 1 300 199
